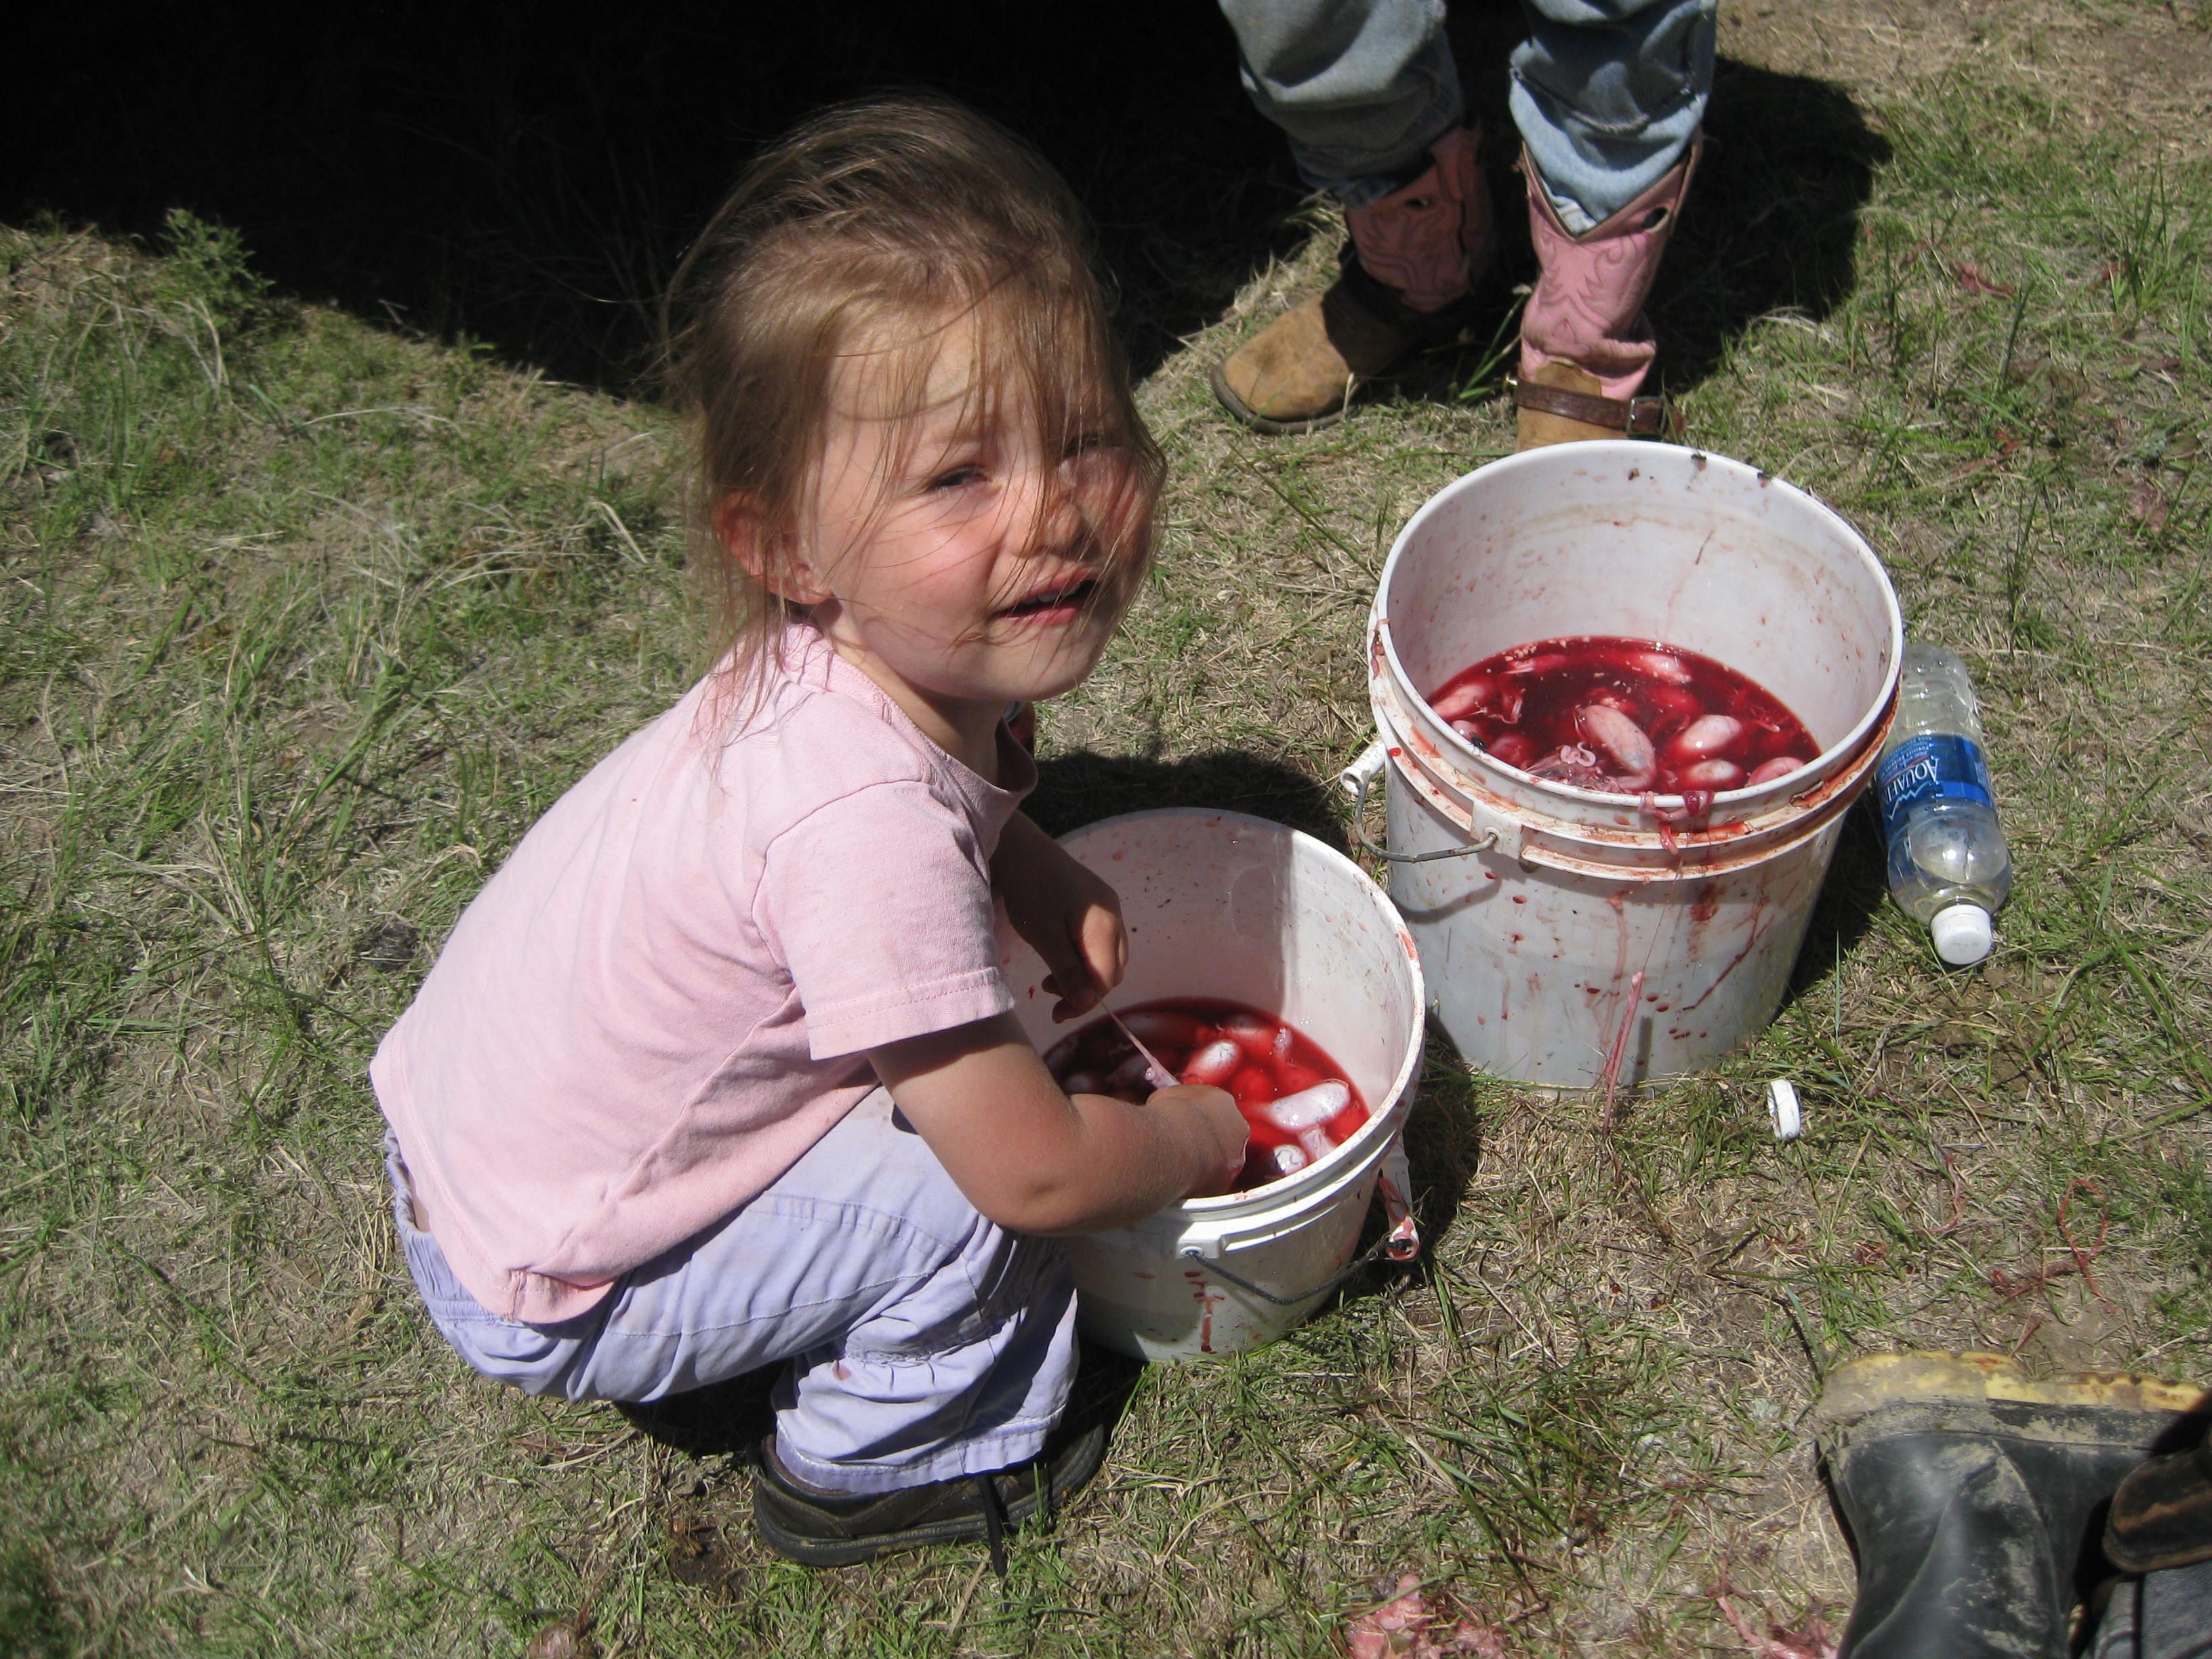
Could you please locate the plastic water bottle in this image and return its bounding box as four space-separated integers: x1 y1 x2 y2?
1876 642 2012 966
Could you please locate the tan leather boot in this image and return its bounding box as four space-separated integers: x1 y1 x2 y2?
1213 127 1494 434
1512 141 1700 451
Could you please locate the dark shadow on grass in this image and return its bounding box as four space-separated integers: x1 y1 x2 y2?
1025 748 1347 850
617 1338 1147 1467
1401 1033 1488 1254
5 3 1308 390
1651 56 1895 396
1784 797 1891 1002
9 7 1883 406
619 1368 780 1464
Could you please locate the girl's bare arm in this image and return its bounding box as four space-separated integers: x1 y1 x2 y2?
990 811 1126 1021
871 1014 1248 1235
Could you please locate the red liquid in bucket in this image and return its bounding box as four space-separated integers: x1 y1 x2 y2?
1042 998 1368 1192
1427 636 1818 797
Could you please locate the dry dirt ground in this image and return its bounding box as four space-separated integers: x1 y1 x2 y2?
1728 0 2212 151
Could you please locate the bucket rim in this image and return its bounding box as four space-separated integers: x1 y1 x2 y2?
1052 808 1427 1219
1370 658 1895 874
1371 443 1904 817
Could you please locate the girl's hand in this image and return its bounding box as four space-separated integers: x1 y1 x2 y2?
992 813 1126 1021
1154 1084 1250 1198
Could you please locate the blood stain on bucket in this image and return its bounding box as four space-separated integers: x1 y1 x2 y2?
1370 449 1898 1092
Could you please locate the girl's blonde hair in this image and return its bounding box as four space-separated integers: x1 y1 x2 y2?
663 93 1164 714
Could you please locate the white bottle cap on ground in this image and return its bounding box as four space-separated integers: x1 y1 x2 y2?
1766 1078 1803 1141
1931 902 1994 966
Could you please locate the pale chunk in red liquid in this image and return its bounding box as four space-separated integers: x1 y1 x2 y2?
1427 636 1818 796
1040 998 1369 1193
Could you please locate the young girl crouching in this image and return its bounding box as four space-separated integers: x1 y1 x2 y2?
368 96 1248 1570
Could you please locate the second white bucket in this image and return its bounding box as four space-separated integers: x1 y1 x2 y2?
1004 810 1425 1362
1368 443 1902 1088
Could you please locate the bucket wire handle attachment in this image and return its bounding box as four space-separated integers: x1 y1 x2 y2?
1350 766 1500 864
1181 1134 1422 1307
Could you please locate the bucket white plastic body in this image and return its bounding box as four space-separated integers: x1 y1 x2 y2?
1368 443 1901 1087
1003 811 1424 1362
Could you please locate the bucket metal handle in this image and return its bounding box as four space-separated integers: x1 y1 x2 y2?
1351 767 1500 863
1179 1230 1405 1308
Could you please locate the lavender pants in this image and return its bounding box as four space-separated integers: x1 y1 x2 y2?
385 1088 1078 1494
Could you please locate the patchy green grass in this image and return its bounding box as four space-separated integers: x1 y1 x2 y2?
4 14 2209 1656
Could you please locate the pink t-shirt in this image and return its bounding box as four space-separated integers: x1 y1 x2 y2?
370 625 1033 1323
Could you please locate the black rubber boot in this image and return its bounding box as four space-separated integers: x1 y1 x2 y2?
1813 1352 2212 1659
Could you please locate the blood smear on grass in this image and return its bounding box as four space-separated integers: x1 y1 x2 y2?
1427 636 1817 797
1045 998 1368 1192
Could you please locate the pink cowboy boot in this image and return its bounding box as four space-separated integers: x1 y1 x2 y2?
1513 140 1700 449
1213 126 1495 434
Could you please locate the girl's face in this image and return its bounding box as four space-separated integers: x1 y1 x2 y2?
795 308 1149 756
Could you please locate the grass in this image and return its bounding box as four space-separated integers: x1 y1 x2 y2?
4 11 2210 1655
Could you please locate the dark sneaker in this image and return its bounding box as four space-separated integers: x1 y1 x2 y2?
752 1423 1107 1574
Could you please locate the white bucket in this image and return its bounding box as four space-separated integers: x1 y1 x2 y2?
1367 443 1901 1088
1003 810 1425 1362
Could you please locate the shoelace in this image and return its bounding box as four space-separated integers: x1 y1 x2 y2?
972 1475 1009 1578
969 1458 1059 1579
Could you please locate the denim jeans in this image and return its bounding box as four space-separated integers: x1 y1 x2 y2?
386 1086 1079 1494
1218 0 1717 228
2088 1557 2212 1659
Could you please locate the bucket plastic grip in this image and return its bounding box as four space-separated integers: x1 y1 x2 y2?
1376 1134 1420 1262
1351 768 1499 863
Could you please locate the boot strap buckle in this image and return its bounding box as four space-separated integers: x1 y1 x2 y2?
1509 375 1670 437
